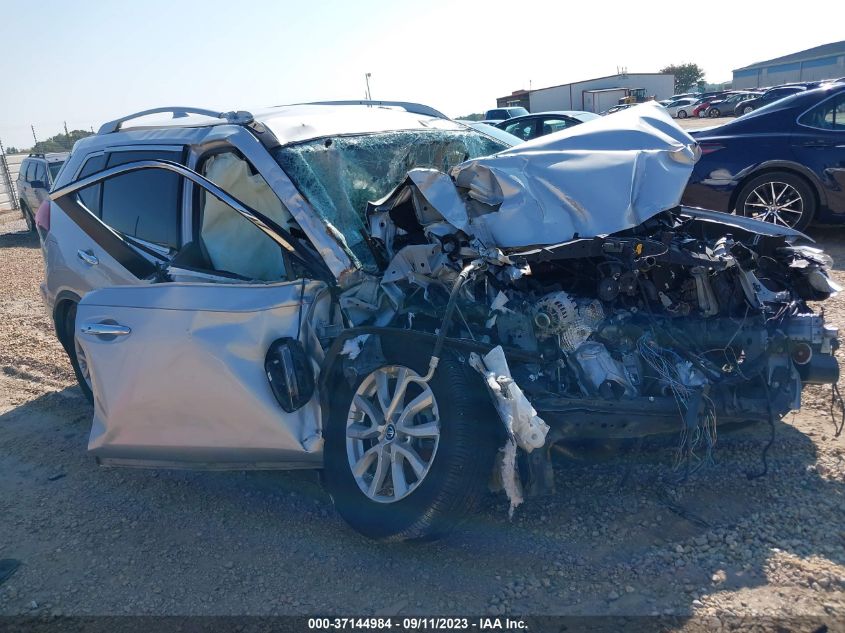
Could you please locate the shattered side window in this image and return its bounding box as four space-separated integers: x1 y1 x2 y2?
274 130 506 269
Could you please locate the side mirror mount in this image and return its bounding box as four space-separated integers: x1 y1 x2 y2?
30 180 45 189
265 337 315 413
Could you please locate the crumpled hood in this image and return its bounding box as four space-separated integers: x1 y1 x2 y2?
374 104 701 250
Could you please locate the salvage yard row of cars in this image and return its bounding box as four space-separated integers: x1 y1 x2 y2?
662 78 845 119
19 84 845 540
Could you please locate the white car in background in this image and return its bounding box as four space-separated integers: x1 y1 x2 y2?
663 98 697 118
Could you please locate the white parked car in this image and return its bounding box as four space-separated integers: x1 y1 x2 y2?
663 98 697 118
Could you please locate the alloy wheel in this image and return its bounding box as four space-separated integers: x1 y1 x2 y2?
345 365 440 503
74 335 93 391
743 181 804 227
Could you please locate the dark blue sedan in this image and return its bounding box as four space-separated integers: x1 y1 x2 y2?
682 83 845 230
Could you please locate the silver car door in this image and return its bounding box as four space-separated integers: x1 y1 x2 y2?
76 280 326 468
54 160 335 469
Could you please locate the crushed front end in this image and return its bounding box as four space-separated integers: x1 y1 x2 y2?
328 105 841 510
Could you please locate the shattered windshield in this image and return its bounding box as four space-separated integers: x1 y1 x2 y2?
273 129 507 269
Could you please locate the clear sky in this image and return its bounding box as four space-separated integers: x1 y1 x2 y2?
1 0 842 148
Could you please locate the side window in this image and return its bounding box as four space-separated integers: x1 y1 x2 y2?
76 154 107 216
33 162 47 184
25 161 36 182
504 120 535 141
799 94 845 131
196 151 293 281
19 160 29 181
48 161 64 183
541 119 570 135
100 150 183 250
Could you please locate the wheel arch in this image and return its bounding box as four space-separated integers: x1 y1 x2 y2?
728 161 826 214
53 290 82 352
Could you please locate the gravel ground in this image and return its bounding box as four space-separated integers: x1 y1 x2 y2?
0 210 844 625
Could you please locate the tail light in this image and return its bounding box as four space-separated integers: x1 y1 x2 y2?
35 199 50 233
698 143 725 155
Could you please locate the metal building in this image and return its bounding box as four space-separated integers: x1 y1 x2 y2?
732 41 845 89
497 73 676 114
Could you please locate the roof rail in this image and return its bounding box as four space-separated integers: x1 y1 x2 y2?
98 107 255 134
300 100 450 120
28 152 45 158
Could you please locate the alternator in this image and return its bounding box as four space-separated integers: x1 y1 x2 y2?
533 291 577 338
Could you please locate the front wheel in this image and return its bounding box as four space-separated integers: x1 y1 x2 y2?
677 110 688 119
742 105 754 115
709 108 721 118
324 343 498 541
735 171 816 231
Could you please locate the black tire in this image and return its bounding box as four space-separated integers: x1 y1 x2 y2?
741 105 754 115
324 339 498 541
676 110 688 119
63 303 94 404
735 171 817 232
709 108 721 118
21 202 36 234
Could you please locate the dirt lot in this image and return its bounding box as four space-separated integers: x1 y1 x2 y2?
1 209 844 625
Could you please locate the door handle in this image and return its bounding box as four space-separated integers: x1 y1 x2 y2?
80 323 132 338
77 249 99 266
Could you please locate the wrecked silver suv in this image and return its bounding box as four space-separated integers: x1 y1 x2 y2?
41 102 840 540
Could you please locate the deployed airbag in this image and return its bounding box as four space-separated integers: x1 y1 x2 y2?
202 153 294 281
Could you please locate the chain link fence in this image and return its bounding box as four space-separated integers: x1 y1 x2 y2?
0 143 23 214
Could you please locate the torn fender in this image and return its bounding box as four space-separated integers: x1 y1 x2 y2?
469 346 550 517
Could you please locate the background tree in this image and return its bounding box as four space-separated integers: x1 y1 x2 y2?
660 63 706 93
30 129 93 154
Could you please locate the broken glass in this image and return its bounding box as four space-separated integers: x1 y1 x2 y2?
274 129 506 269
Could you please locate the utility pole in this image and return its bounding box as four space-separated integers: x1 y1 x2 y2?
31 125 38 146
63 121 69 137
365 72 372 101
